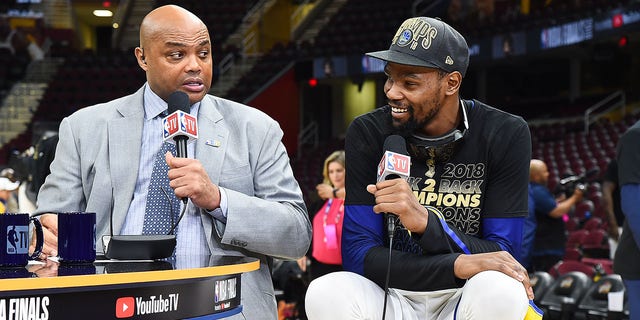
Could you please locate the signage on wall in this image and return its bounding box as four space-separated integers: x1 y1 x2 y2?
594 9 640 32
540 18 594 50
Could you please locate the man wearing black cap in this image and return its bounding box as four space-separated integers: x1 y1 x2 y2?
305 17 537 319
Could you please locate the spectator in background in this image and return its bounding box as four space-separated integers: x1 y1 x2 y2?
613 121 640 320
29 132 59 204
307 150 346 279
529 159 583 272
5 131 59 214
522 184 537 271
0 17 16 55
0 176 20 214
25 33 44 61
0 168 20 213
602 159 625 258
275 150 346 320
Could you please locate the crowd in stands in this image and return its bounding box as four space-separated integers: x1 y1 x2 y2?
0 16 36 98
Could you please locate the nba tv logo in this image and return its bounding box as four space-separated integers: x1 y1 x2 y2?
6 225 29 254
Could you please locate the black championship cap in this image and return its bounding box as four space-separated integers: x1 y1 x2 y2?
366 17 469 77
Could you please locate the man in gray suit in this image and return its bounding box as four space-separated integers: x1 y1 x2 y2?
31 5 311 319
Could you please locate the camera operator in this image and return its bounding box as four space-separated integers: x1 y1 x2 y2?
529 159 584 272
6 131 59 213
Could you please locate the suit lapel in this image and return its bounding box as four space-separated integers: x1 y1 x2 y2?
196 95 228 185
108 90 144 227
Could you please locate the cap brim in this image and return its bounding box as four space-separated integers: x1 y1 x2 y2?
366 50 440 69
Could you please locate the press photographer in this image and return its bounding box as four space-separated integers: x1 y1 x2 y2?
529 160 586 272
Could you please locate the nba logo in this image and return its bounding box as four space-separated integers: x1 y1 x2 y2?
163 113 179 139
6 225 29 254
385 152 397 171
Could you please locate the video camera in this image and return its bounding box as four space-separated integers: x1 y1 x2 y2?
556 167 599 198
6 131 59 203
7 148 35 182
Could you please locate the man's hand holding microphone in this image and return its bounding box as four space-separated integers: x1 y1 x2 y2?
366 135 429 236
364 134 533 300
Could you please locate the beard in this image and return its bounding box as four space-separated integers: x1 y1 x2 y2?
387 100 442 137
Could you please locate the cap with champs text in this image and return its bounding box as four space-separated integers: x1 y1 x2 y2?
366 17 469 77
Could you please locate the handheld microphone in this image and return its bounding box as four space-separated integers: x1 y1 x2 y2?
162 91 198 204
377 135 411 320
377 135 411 238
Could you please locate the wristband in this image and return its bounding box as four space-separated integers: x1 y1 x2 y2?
332 188 338 198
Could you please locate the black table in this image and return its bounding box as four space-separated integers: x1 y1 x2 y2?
0 255 259 319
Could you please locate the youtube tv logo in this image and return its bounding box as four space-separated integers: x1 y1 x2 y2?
116 297 135 318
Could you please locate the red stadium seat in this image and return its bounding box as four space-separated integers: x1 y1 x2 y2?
582 229 607 246
563 247 582 261
582 217 603 231
581 229 610 259
565 216 580 232
566 229 590 248
581 257 614 275
549 260 596 278
573 200 595 221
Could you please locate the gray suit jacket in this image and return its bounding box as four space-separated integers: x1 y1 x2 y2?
35 86 311 319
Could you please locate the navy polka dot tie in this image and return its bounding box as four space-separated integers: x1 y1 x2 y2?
143 141 180 235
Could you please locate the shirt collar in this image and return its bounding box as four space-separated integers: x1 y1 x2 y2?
142 83 202 119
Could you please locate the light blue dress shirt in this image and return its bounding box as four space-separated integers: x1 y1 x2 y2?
120 84 226 256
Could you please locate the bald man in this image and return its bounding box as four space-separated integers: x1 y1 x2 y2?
528 159 583 272
33 5 310 319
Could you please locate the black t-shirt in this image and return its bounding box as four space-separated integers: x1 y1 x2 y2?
604 159 625 226
613 120 640 279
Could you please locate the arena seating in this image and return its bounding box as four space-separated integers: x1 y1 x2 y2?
539 271 593 320
227 0 414 102
154 0 257 64
582 258 615 276
566 229 590 250
291 138 345 206
563 247 582 262
308 0 412 57
533 271 630 319
530 271 555 305
226 42 300 102
581 229 611 259
33 50 145 124
576 274 627 319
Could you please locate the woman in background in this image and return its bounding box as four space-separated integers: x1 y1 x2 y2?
306 150 346 279
277 150 346 320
